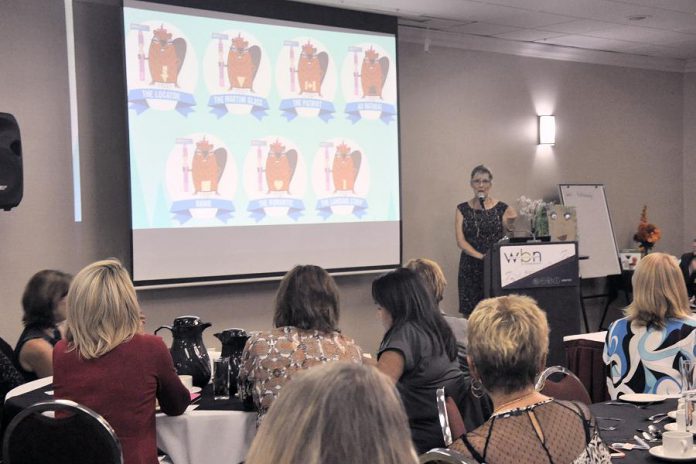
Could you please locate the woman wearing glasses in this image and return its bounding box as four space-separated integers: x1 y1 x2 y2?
455 165 516 316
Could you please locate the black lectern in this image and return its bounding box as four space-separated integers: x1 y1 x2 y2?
484 241 581 367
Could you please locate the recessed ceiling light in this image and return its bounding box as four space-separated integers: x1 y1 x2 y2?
628 15 650 21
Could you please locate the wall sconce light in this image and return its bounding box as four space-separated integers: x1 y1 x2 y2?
538 115 556 145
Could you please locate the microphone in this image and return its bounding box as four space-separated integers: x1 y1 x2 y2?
477 192 486 210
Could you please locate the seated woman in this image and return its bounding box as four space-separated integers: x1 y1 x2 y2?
245 363 419 464
238 265 363 423
604 252 696 398
373 267 468 454
0 336 23 405
451 295 611 464
404 258 469 374
53 259 189 464
14 270 72 380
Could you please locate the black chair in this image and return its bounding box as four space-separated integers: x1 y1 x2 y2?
419 448 477 463
2 399 123 464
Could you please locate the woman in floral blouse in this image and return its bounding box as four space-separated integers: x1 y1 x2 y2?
238 265 363 422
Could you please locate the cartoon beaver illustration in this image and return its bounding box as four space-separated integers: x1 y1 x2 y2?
191 138 227 194
360 47 389 99
227 34 261 91
265 140 297 194
148 25 187 86
332 142 361 193
297 41 328 96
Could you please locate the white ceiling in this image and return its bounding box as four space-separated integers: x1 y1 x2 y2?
294 0 696 71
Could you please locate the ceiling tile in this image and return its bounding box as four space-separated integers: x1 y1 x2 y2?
543 20 620 34
610 0 696 14
446 22 520 35
479 0 656 23
493 29 567 41
446 2 576 28
630 43 696 59
543 34 644 52
584 24 694 44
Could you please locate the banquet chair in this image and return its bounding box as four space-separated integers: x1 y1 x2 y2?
419 448 477 463
436 387 468 447
2 399 123 464
535 365 592 405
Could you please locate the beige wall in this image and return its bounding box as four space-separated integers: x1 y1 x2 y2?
684 72 696 247
398 42 685 312
0 1 691 354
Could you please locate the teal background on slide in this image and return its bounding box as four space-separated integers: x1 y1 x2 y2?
124 6 400 230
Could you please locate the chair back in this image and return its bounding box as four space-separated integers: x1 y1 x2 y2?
436 387 452 446
2 399 123 464
535 365 592 405
444 396 466 440
419 448 478 463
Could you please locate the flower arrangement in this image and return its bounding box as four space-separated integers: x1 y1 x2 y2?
516 196 553 237
633 205 661 253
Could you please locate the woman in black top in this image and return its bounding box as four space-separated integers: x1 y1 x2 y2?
373 268 468 454
14 269 72 381
455 165 516 316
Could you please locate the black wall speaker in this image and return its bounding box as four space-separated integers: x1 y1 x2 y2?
0 113 23 210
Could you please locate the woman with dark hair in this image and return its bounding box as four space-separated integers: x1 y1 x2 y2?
374 267 469 454
238 265 363 423
455 165 516 316
14 269 72 380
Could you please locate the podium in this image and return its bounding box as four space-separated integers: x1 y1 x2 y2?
484 241 581 366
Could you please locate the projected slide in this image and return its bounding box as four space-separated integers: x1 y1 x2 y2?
123 1 400 283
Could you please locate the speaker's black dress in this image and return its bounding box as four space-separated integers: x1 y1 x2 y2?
457 201 507 316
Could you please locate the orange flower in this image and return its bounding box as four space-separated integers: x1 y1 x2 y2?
633 205 661 248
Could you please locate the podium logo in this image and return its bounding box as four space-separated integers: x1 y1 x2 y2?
503 249 542 264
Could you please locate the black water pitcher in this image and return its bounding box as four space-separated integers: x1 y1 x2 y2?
155 316 212 387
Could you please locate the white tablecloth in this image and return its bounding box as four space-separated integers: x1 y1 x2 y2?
157 406 256 464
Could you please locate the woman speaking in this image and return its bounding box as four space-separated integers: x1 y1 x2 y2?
455 165 516 316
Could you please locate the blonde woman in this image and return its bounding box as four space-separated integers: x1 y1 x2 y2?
245 362 419 464
604 252 696 399
451 295 611 464
53 259 190 464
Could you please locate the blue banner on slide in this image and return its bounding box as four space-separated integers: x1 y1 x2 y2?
170 199 235 224
316 197 368 219
128 89 196 116
247 198 305 222
344 101 396 124
207 93 269 120
278 98 335 122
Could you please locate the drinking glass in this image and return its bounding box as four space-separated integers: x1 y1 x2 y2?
213 357 231 400
680 359 696 431
680 359 696 392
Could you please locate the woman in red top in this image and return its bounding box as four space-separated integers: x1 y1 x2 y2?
53 259 190 464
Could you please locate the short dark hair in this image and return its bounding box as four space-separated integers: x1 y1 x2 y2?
273 265 340 333
372 268 457 360
22 270 72 328
470 164 493 180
